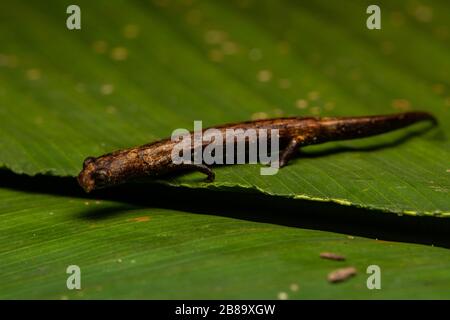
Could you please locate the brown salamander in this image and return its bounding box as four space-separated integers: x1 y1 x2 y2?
77 111 436 192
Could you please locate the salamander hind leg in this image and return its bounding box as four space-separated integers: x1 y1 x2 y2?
177 163 215 182
279 136 309 168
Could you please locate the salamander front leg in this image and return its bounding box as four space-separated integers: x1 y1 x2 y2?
178 163 215 182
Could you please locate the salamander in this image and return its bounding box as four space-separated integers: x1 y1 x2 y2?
77 111 436 192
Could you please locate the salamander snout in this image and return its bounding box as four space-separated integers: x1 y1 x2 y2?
78 156 112 193
77 156 98 193
77 157 111 192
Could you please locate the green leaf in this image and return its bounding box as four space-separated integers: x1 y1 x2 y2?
2 0 450 300
2 172 450 299
0 1 449 216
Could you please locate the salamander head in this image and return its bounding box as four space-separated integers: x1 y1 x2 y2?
77 150 143 192
77 156 112 193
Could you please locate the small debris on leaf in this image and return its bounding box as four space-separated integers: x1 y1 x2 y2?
320 252 346 261
327 267 357 283
277 292 288 300
128 216 151 223
289 283 299 292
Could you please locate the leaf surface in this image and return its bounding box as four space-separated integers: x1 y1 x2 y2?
1 174 450 299
0 1 449 214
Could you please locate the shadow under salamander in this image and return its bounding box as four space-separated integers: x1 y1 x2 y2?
1 164 449 249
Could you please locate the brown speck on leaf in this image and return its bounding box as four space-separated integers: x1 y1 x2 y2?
289 283 299 292
100 83 114 95
0 54 18 67
257 69 272 82
278 78 291 89
445 98 450 107
129 216 151 223
26 68 41 81
208 49 223 62
123 24 140 39
92 40 108 54
432 83 445 95
272 108 284 117
277 292 288 300
413 5 433 23
296 99 308 109
251 112 269 120
277 41 290 55
327 267 357 283
111 47 129 61
320 252 346 261
434 26 449 41
204 29 227 44
106 105 117 114
307 91 320 101
0 54 8 66
222 41 238 55
381 41 395 55
390 11 405 27
391 99 411 111
310 106 321 115
376 239 395 244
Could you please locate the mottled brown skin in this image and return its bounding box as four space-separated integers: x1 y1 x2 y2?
77 111 436 192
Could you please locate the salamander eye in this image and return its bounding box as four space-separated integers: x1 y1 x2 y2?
95 170 108 185
83 157 96 169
